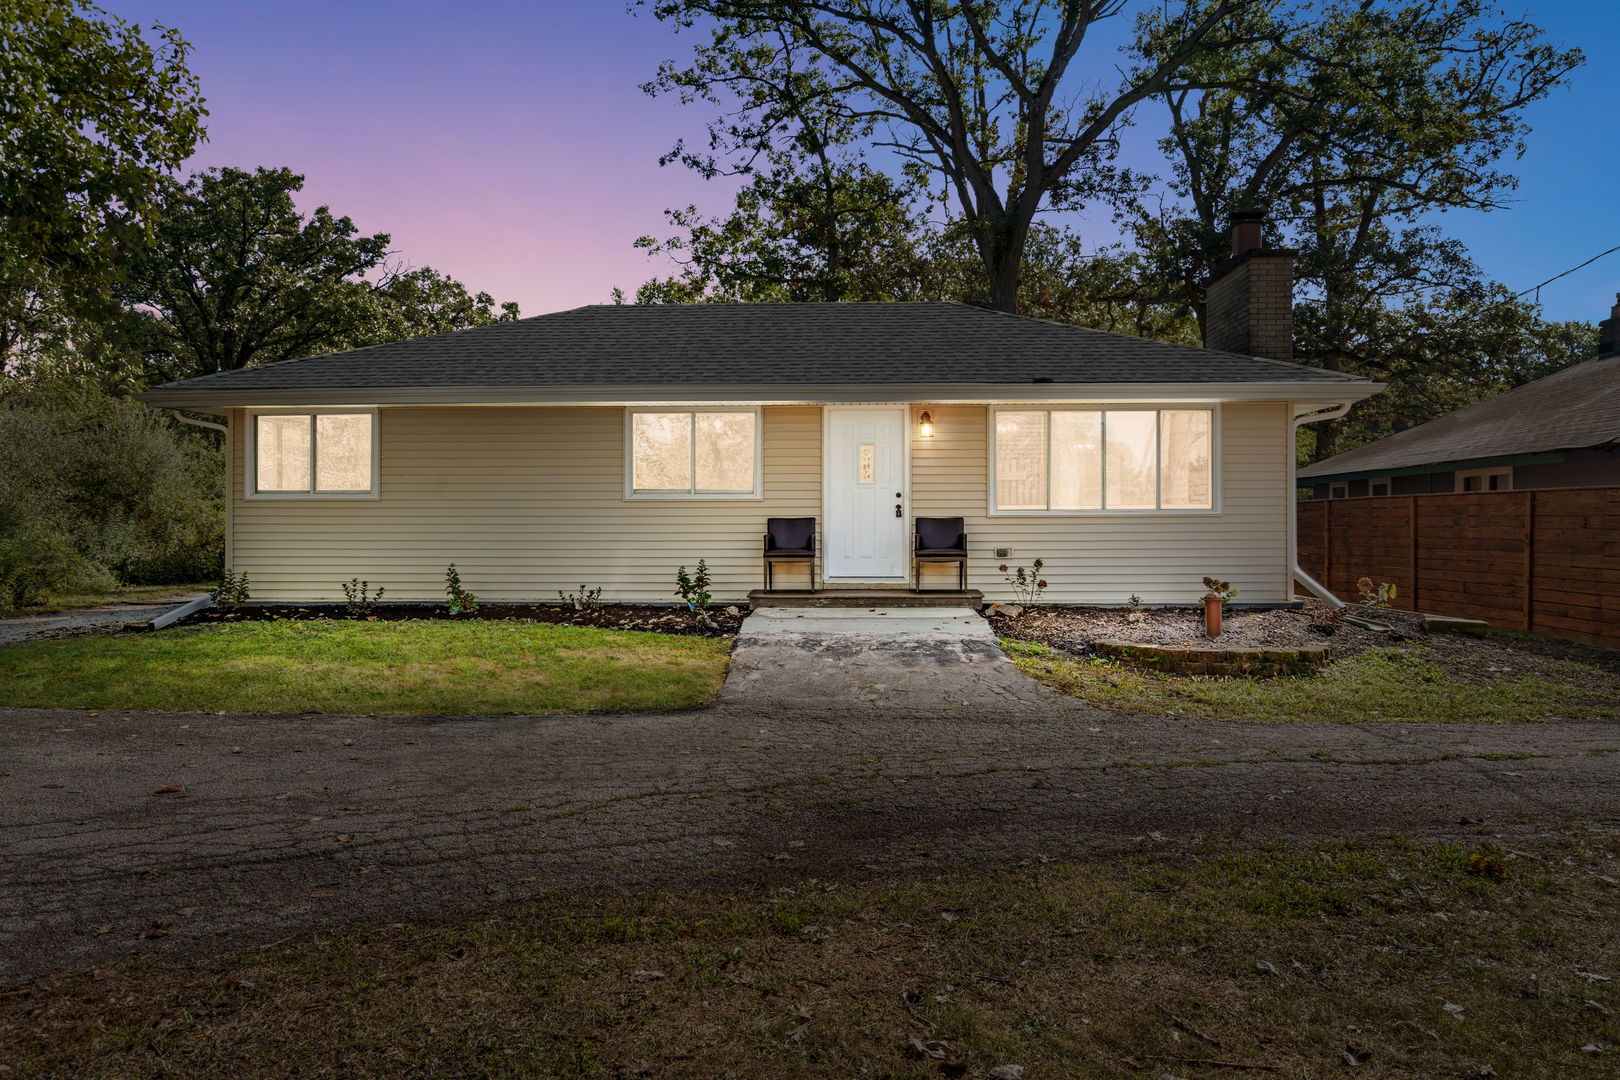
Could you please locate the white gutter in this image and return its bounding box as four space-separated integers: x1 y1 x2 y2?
1290 401 1354 607
169 409 227 433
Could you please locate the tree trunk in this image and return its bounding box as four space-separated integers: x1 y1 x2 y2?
983 217 1029 314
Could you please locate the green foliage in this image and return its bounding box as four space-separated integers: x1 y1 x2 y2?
340 578 386 618
674 559 713 625
1356 577 1398 609
213 569 251 607
443 564 478 615
0 521 88 610
0 381 222 595
0 0 206 358
557 584 603 611
116 166 520 384
1202 576 1239 605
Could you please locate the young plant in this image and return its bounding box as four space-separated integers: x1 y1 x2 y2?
1356 576 1399 609
557 585 603 611
213 568 251 607
997 559 1048 605
1202 576 1239 606
1125 592 1145 623
675 559 713 626
444 564 478 615
341 578 385 618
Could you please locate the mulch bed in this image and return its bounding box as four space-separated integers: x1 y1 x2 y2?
990 600 1421 660
990 599 1620 680
177 603 745 638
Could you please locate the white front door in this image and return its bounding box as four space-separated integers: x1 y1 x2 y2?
824 407 908 580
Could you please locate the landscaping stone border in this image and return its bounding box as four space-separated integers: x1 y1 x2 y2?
1095 639 1329 677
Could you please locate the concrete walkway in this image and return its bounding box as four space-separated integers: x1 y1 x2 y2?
2 606 1617 984
0 593 207 647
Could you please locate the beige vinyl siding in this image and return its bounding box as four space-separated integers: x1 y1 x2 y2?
228 400 1293 604
228 405 819 603
910 403 1291 603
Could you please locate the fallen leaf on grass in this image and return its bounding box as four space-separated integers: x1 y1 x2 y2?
138 921 170 939
91 924 115 936
906 1036 950 1060
632 970 666 982
151 784 184 795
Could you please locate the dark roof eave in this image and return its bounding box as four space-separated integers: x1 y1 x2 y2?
138 379 1382 410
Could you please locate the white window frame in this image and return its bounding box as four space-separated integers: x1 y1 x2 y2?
624 406 763 500
1455 467 1512 493
987 404 1222 516
1368 477 1392 497
245 407 379 500
1328 482 1349 499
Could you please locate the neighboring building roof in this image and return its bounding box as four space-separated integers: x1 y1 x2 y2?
139 301 1373 408
1299 354 1620 480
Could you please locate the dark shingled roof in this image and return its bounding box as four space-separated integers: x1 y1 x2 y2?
141 302 1368 400
1299 354 1620 479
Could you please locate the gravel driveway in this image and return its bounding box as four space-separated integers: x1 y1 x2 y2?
3 613 1617 984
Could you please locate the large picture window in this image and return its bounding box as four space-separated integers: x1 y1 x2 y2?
992 408 1214 512
251 411 376 496
628 409 759 496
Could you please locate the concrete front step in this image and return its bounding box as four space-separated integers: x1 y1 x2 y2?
741 606 993 639
748 588 984 609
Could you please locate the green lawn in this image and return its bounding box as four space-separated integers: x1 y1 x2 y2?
1004 639 1619 723
0 620 731 715
0 582 211 619
7 837 1616 1078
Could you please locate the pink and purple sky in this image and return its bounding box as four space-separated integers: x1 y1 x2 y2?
115 1 1619 324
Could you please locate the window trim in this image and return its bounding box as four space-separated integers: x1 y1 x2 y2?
1368 477 1392 497
1327 482 1349 499
987 404 1222 516
1455 467 1513 493
245 407 380 500
623 406 763 500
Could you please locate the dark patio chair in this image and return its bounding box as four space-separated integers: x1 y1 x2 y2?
763 517 816 591
913 516 968 591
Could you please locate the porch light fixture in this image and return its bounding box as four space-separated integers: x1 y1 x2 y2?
917 410 935 439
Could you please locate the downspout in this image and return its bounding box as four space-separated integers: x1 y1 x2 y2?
1290 402 1353 607
169 409 226 434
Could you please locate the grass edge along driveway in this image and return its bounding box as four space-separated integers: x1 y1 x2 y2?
5 837 1616 1078
1002 639 1618 724
0 620 731 715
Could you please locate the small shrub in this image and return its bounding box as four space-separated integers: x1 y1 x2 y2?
675 559 713 626
558 585 603 610
444 564 478 615
341 578 385 618
1202 576 1239 605
1356 576 1398 608
1125 592 1145 623
998 559 1048 605
213 568 251 607
0 525 85 611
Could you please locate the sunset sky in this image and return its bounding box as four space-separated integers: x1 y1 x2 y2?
116 0 1618 325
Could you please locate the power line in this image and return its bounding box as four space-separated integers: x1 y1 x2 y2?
1517 244 1620 303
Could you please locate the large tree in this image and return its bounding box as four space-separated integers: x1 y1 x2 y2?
1119 0 1581 458
120 167 518 384
640 0 1274 312
0 0 206 360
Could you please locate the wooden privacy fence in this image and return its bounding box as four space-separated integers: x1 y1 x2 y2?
1296 486 1620 651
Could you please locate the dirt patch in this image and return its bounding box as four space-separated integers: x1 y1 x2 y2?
180 602 745 638
991 600 1425 659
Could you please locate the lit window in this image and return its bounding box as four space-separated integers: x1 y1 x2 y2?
253 412 374 495
993 408 1213 512
630 410 758 496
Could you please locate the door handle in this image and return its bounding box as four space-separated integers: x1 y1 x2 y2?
895 504 903 518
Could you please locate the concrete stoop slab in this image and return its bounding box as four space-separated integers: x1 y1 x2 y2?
738 606 993 640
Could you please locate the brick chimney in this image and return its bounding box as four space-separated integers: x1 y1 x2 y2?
1599 293 1620 360
1205 208 1296 362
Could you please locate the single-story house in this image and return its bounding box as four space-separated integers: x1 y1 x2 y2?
138 215 1380 606
1299 294 1620 498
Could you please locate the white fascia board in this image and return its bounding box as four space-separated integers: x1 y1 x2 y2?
139 380 1384 410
